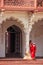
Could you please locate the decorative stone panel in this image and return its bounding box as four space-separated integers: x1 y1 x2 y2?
4 0 35 7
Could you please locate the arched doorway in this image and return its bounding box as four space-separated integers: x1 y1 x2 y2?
5 25 22 58
30 19 43 58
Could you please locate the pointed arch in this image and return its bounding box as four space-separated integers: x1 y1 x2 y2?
30 18 43 58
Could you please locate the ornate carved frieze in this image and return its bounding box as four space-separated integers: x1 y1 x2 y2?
0 0 43 11
37 0 43 7
4 0 34 7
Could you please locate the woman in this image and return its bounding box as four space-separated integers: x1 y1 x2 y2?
29 40 36 59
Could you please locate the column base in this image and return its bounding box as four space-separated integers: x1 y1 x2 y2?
23 52 32 59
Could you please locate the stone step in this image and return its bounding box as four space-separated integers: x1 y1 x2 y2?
0 58 43 65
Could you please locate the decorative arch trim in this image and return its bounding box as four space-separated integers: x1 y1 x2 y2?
2 17 25 32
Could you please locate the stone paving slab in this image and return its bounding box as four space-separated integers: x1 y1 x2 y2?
0 58 43 65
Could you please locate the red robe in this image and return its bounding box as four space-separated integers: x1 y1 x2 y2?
30 43 36 59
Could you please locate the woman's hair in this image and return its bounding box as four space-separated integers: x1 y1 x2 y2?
29 40 32 43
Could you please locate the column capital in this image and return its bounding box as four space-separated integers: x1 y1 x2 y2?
0 10 4 17
23 25 32 36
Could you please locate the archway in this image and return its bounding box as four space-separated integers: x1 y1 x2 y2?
30 19 43 58
5 25 22 58
0 16 28 58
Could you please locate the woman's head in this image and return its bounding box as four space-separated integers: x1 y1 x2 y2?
29 40 32 43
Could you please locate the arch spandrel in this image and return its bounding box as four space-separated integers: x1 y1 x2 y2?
28 12 43 33
1 17 25 32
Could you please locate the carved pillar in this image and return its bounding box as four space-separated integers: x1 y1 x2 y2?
24 24 32 59
0 10 4 24
25 29 30 58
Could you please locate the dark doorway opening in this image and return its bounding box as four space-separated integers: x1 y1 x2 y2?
10 32 15 53
5 25 22 58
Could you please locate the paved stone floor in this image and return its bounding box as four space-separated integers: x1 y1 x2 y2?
0 58 43 65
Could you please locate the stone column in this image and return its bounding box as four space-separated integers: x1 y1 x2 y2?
24 24 32 59
0 10 4 24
